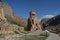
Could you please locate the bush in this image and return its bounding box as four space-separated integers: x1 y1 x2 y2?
14 31 20 34
5 15 27 27
46 24 60 33
0 34 4 38
40 32 49 37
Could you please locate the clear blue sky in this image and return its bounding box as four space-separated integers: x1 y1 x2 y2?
2 0 60 19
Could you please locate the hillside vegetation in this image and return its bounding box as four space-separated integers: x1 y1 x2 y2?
5 15 27 28
41 15 60 34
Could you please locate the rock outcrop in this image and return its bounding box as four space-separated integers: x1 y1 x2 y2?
0 1 25 35
41 15 60 34
27 10 42 31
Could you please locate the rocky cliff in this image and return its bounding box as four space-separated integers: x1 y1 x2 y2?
41 15 60 33
0 1 27 35
2 2 27 25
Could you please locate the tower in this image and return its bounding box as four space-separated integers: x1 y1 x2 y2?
27 9 42 31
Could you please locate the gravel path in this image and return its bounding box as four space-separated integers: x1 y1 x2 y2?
46 33 60 40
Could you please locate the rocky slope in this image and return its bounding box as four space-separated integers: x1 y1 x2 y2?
0 2 27 27
12 13 27 24
46 15 60 26
0 1 27 35
41 15 60 28
41 15 60 34
40 18 50 29
2 2 27 25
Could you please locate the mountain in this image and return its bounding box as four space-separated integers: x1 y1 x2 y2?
12 13 27 24
46 15 60 26
5 13 27 27
4 3 27 24
0 1 27 35
40 18 50 29
41 15 60 33
1 2 27 27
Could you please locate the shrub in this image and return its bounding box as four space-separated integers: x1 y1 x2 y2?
40 32 49 37
5 15 27 27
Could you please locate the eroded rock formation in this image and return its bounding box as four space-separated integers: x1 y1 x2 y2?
0 1 24 35
27 10 42 31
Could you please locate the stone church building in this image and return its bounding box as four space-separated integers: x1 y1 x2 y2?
27 9 42 31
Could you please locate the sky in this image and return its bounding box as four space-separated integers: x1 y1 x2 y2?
2 0 60 19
